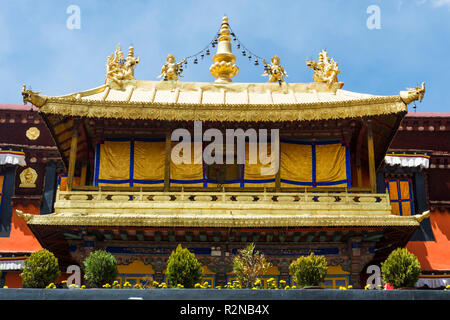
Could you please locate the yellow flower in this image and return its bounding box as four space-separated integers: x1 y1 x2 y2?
254 279 261 286
3 286 8 289
46 283 56 289
80 285 86 289
365 284 371 290
252 287 258 290
339 286 347 290
291 285 297 289
215 286 221 290
347 285 353 289
284 286 290 290
61 280 67 284
102 283 111 288
195 283 202 288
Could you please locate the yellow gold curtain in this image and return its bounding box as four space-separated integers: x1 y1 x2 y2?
244 142 275 188
280 142 312 187
133 141 165 187
98 141 130 187
170 142 203 187
316 144 347 187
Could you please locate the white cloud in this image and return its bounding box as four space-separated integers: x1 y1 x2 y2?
432 0 450 8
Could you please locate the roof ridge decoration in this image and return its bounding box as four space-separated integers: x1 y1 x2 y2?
262 56 287 84
158 54 186 81
306 50 342 87
209 16 239 83
105 44 140 89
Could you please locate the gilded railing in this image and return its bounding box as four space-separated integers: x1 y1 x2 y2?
54 189 392 217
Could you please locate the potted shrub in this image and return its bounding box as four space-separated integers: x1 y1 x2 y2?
166 244 203 288
381 248 421 289
289 252 327 289
233 243 271 288
83 250 118 288
20 249 61 288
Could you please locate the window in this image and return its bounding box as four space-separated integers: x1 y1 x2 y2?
386 178 415 216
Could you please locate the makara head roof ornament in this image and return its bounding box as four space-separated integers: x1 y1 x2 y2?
306 50 340 86
262 55 287 84
400 82 426 105
158 54 186 81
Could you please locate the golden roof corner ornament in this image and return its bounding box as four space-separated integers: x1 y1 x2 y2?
209 16 239 83
15 209 33 223
400 82 426 105
157 54 186 81
22 85 47 108
306 50 341 86
415 210 430 223
105 44 140 89
262 56 287 84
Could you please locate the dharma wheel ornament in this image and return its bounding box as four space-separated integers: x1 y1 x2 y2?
209 16 239 83
306 50 340 85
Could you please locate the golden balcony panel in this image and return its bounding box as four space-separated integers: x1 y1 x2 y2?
17 189 429 228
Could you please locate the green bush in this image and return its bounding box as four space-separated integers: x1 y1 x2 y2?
20 249 61 288
233 243 271 288
166 244 203 288
381 248 421 289
289 252 328 287
83 250 118 288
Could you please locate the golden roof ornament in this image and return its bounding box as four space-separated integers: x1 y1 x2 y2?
306 50 340 85
209 16 239 83
158 54 186 81
262 56 287 84
22 85 47 107
105 44 140 89
400 82 426 104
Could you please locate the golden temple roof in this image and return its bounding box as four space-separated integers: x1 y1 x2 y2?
21 80 421 122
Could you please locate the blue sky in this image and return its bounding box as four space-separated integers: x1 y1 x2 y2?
0 0 449 112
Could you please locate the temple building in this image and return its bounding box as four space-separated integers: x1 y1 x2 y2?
17 16 430 288
0 104 63 287
385 113 450 288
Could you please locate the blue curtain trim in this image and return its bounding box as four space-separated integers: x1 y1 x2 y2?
170 179 204 184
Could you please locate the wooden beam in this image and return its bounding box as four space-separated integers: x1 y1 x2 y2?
366 120 377 193
356 123 366 188
80 162 87 186
164 131 171 192
67 124 79 191
275 143 281 192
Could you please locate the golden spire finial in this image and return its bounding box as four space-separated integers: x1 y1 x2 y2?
209 16 239 83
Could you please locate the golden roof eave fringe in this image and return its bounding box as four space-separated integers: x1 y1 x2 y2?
18 211 422 228
37 96 406 122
